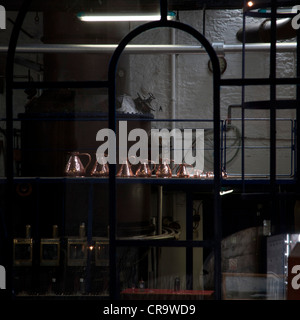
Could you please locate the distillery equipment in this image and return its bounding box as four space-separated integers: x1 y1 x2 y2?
40 225 60 267
13 225 33 267
67 223 87 267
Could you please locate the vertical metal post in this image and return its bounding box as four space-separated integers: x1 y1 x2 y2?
86 183 94 293
157 186 163 235
291 120 295 177
270 2 277 184
61 179 66 292
296 20 300 184
156 185 163 289
220 120 224 172
5 0 32 298
241 2 246 193
186 191 193 290
213 46 222 302
270 1 277 233
224 121 227 172
202 5 206 37
33 178 40 292
108 76 118 299
160 0 168 22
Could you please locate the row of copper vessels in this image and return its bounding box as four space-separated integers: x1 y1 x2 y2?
64 152 228 179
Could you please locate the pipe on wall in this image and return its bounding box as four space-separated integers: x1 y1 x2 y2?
236 18 297 43
0 43 297 54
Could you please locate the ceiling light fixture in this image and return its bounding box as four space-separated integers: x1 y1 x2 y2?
77 11 176 22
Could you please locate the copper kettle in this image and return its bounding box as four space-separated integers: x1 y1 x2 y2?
90 154 109 177
64 152 91 177
135 160 156 178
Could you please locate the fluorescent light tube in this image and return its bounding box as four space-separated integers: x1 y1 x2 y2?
78 13 161 22
77 11 176 22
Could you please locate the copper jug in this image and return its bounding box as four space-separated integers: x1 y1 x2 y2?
90 154 109 177
116 158 134 177
64 152 91 177
155 159 174 178
176 163 192 178
135 160 156 178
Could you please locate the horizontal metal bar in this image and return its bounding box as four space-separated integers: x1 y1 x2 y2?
114 239 214 248
13 80 109 89
9 116 291 123
226 146 292 149
0 117 218 122
0 43 297 54
226 117 293 121
244 100 299 109
0 177 296 185
221 77 300 86
245 11 297 19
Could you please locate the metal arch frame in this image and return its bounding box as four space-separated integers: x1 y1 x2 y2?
5 0 223 300
107 1 222 299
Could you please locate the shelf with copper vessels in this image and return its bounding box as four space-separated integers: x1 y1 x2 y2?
1 175 297 186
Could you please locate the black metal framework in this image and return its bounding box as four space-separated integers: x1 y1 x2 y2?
3 0 300 301
236 0 300 236
4 0 222 300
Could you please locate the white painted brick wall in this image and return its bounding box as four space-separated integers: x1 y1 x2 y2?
129 9 296 176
